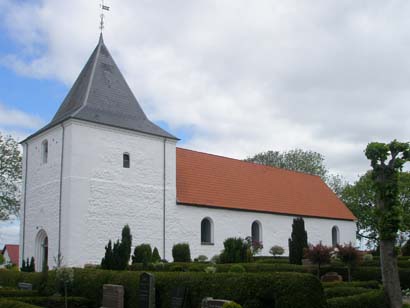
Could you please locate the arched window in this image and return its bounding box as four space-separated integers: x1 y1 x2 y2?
35 229 48 272
251 220 262 243
42 140 48 164
332 226 340 247
201 217 213 244
123 153 130 168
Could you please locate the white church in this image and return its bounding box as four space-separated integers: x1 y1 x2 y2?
19 35 356 270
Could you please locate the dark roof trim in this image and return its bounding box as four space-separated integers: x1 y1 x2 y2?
177 201 356 222
21 117 180 144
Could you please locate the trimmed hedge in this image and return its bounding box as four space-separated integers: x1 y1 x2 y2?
0 288 39 297
324 287 371 299
322 280 380 289
326 290 388 308
0 269 326 308
155 272 325 308
0 299 42 308
318 266 410 288
128 262 307 273
7 297 91 308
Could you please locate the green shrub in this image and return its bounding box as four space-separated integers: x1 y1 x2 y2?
220 238 251 263
0 289 39 297
327 290 388 308
322 280 380 289
132 244 152 265
324 287 371 299
172 243 191 262
197 255 208 262
152 247 161 263
228 264 246 273
0 299 42 308
222 301 243 308
362 254 373 262
269 245 285 257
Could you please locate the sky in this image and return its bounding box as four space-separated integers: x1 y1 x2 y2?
1 0 410 246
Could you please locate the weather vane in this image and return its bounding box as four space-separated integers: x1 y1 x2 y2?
99 0 110 32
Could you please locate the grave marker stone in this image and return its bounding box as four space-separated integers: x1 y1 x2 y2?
171 286 187 308
201 297 231 308
138 272 155 308
101 284 124 308
17 282 33 290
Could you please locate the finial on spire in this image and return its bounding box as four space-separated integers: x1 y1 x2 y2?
99 0 110 33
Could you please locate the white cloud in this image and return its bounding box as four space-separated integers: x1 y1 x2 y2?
0 103 44 141
2 0 410 181
0 219 19 248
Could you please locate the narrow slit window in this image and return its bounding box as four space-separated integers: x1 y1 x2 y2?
42 140 48 164
123 153 130 168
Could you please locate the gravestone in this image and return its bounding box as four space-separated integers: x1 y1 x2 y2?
138 272 155 308
171 286 187 308
17 282 33 290
101 284 124 308
320 272 343 282
201 297 231 308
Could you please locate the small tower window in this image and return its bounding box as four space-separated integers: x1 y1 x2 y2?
42 140 48 164
123 153 130 168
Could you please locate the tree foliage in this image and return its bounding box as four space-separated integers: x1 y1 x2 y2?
0 133 22 220
245 149 346 196
288 217 308 265
152 247 161 263
341 171 410 246
245 149 327 178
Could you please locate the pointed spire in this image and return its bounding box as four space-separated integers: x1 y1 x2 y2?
28 36 177 141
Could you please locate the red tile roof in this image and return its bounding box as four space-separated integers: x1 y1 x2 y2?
3 244 19 265
176 148 356 221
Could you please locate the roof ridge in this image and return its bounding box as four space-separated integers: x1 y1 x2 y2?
71 35 103 118
176 147 322 179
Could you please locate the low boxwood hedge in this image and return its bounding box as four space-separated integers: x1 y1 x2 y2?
128 262 307 273
324 287 371 299
0 269 325 308
326 290 388 308
0 299 42 308
0 288 39 297
322 280 380 289
318 266 410 288
8 296 91 308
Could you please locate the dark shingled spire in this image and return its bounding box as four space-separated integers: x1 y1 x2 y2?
25 34 177 141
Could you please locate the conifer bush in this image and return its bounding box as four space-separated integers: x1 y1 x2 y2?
152 247 161 263
288 217 308 265
172 243 191 262
101 225 132 270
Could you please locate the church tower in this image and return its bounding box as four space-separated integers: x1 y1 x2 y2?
20 35 178 269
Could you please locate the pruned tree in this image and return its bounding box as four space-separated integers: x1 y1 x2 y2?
341 171 410 247
288 217 308 265
364 140 410 308
0 133 22 220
